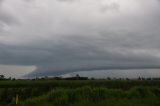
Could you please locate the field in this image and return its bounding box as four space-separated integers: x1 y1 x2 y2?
0 80 160 106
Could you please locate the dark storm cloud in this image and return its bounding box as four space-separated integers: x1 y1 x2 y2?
0 0 160 77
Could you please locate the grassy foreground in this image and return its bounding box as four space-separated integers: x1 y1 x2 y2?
0 80 160 106
15 86 160 106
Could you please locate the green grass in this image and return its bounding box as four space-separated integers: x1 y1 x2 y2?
14 86 160 106
0 80 160 89
0 80 160 106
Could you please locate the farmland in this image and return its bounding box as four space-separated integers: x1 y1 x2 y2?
0 80 160 106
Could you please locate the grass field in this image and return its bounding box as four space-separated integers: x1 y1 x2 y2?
0 80 160 106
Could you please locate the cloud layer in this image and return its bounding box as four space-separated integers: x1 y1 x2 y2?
0 0 160 77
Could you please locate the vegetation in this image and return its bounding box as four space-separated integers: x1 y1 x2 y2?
0 80 160 106
12 86 160 106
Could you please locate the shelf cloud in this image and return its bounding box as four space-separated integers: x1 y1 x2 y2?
0 0 160 77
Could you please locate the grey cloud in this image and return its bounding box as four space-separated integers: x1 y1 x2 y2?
0 0 3 4
2 34 160 77
57 0 75 2
0 0 160 77
0 11 16 24
0 3 18 32
100 2 120 12
23 0 33 2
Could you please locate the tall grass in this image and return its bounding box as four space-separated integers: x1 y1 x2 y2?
15 86 160 106
1 80 160 106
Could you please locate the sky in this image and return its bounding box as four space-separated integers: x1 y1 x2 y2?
0 0 160 78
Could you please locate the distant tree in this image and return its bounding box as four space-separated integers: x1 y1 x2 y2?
91 77 95 80
146 78 151 80
119 78 122 80
76 74 80 80
44 76 48 79
8 77 12 80
0 75 5 80
141 77 145 80
76 74 80 77
107 77 111 80
126 78 130 80
12 78 16 80
138 76 141 80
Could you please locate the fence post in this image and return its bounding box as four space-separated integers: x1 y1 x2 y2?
16 94 19 105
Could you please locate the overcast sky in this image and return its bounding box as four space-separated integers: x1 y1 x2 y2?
0 0 160 78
